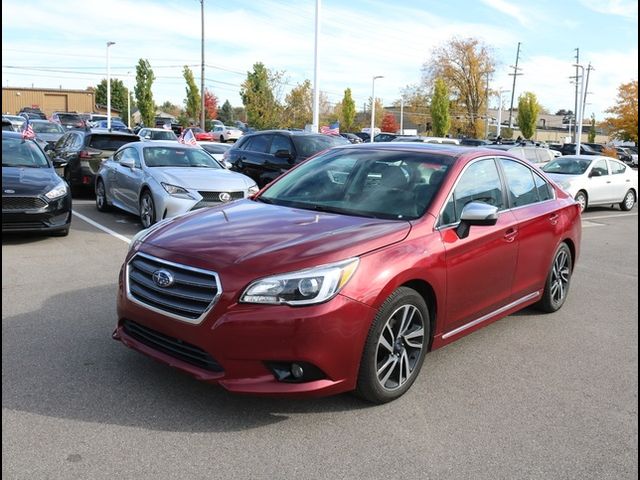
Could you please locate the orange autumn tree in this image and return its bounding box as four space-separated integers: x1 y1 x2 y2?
381 112 398 133
602 80 638 143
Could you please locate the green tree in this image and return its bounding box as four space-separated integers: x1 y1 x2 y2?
431 78 451 137
183 66 201 122
95 78 130 123
423 37 496 137
340 88 356 131
217 100 234 124
603 80 638 143
367 97 385 129
158 101 182 118
516 92 541 139
240 62 282 129
588 114 597 143
283 80 312 129
134 59 155 127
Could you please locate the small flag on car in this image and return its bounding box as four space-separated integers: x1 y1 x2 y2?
320 121 340 135
162 123 171 130
178 128 198 146
21 117 36 140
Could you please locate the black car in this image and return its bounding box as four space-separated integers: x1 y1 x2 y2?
18 107 47 120
2 131 72 235
460 138 491 146
560 143 599 156
226 130 350 186
353 132 370 143
340 132 363 144
50 112 86 130
50 129 140 191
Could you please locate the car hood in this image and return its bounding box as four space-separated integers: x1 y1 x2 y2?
2 166 63 195
36 133 64 143
149 167 255 190
141 199 411 275
544 173 582 191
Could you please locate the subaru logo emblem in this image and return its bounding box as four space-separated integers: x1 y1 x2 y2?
219 192 232 202
152 269 174 288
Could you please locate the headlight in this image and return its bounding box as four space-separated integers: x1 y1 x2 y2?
45 183 68 200
161 182 193 199
241 258 359 306
248 184 259 195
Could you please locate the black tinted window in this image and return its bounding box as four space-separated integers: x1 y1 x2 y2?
269 135 293 154
291 135 347 158
89 135 138 151
243 135 272 153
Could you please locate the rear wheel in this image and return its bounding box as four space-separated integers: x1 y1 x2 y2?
620 189 636 211
574 191 588 213
220 136 227 143
536 243 573 313
355 287 429 404
139 191 156 228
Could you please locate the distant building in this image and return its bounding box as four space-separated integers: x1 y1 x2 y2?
2 86 98 116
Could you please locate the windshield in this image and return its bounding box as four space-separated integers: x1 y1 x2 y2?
150 131 178 140
31 122 65 134
291 135 349 158
143 146 223 168
542 157 592 175
2 136 50 168
259 149 453 220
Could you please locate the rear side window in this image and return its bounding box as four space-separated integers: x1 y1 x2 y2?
89 134 139 151
534 173 553 201
500 159 538 207
609 161 626 175
242 134 272 153
269 135 293 154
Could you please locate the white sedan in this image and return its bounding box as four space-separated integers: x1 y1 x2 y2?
210 125 243 143
542 155 638 212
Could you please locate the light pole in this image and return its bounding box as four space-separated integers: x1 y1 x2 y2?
370 75 383 142
495 89 510 138
573 64 586 154
106 41 116 130
126 71 132 129
312 0 321 133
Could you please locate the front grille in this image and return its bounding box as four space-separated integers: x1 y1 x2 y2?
2 221 47 229
198 191 244 202
122 320 223 372
2 196 47 211
127 253 221 323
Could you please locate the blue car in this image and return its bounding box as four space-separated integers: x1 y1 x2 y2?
94 120 131 133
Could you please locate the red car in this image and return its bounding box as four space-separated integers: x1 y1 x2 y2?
184 127 213 142
113 143 581 403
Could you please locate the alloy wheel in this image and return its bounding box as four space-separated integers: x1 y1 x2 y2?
550 249 570 305
375 304 425 391
624 191 635 210
96 182 105 210
140 194 154 228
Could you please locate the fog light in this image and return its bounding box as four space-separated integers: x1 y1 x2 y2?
291 363 304 379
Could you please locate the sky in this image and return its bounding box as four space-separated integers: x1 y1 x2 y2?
2 0 638 121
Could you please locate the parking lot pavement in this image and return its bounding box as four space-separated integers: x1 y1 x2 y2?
2 201 638 480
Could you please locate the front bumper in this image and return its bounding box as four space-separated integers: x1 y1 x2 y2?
2 194 72 232
114 265 376 396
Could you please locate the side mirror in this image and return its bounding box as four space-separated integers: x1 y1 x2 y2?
223 160 233 169
120 158 135 169
456 202 499 239
588 169 601 178
52 159 68 168
274 149 293 162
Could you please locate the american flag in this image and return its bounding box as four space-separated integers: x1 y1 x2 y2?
320 121 340 135
178 128 198 146
21 117 36 140
162 123 172 130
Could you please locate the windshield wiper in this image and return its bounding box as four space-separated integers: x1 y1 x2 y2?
254 196 274 204
308 204 379 218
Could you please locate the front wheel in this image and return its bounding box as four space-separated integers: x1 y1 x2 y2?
355 287 429 404
535 243 573 313
620 189 636 211
95 179 111 212
139 191 156 229
220 136 227 143
574 191 588 213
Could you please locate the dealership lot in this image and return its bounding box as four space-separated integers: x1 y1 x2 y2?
2 201 637 479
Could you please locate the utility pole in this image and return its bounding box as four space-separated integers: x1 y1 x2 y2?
571 48 580 142
200 0 205 130
311 0 321 133
484 70 491 139
507 42 522 130
581 62 594 121
400 96 404 134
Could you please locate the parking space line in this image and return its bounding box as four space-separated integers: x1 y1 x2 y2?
583 213 638 221
72 211 131 244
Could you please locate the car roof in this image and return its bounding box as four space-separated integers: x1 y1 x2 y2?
131 140 201 148
245 129 338 137
336 141 483 158
3 130 34 140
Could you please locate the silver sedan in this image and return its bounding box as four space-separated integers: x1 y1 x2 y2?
95 141 258 227
542 155 638 213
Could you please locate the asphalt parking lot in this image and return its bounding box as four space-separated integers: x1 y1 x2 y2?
2 199 638 480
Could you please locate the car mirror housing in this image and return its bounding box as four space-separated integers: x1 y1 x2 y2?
120 158 135 169
456 202 499 239
588 170 601 178
274 149 293 160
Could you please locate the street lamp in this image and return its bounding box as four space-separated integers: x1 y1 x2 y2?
126 71 132 129
495 89 510 138
573 64 585 155
106 41 116 130
370 75 383 142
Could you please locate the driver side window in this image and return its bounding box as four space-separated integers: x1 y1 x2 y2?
441 158 504 225
591 159 608 176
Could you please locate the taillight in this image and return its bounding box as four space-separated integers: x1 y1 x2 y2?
79 149 100 159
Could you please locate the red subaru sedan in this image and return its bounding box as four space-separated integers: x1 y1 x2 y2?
113 143 581 403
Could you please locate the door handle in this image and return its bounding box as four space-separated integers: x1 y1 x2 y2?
606 181 612 184
504 228 518 242
549 213 559 225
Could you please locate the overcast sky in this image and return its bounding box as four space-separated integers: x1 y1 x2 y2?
2 0 638 119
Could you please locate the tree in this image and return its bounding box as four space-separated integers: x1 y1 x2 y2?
134 59 155 127
183 66 201 122
398 84 431 133
217 100 234 124
340 88 356 131
380 112 398 133
431 78 451 137
203 89 218 121
516 92 541 139
588 114 597 143
95 78 129 122
240 62 282 129
602 80 638 143
422 37 496 137
366 97 385 129
158 101 182 118
555 109 573 116
283 80 312 129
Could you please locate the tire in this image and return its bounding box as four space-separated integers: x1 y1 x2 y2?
535 243 573 313
355 287 430 404
139 191 156 229
574 191 587 213
220 136 227 143
63 168 75 195
619 189 636 211
95 179 111 212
